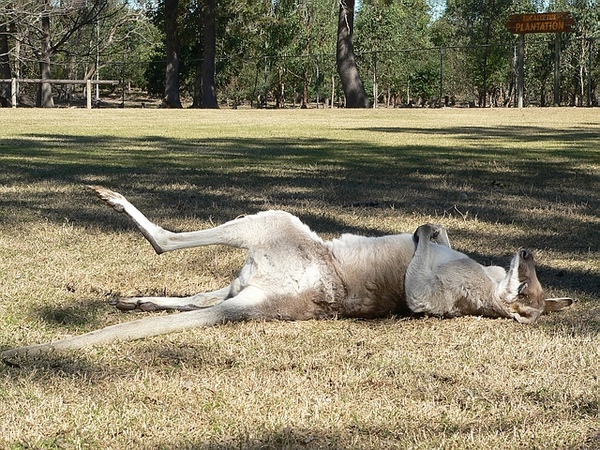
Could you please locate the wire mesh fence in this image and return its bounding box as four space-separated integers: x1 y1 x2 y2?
2 40 597 108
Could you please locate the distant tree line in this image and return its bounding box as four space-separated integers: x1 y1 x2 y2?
0 0 598 108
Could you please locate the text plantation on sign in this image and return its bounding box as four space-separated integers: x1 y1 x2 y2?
506 12 575 34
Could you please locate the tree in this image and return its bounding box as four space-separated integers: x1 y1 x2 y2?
356 0 434 106
262 0 337 108
0 20 11 106
551 0 600 106
1 0 124 107
437 0 513 107
200 0 217 108
336 0 369 107
159 0 217 109
94 6 159 94
39 0 53 107
162 0 182 107
214 0 280 106
37 0 111 107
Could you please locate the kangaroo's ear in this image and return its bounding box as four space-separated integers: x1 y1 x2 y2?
544 297 573 313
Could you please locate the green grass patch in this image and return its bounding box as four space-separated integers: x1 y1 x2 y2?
0 108 598 449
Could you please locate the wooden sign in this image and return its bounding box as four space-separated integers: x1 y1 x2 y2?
506 12 574 34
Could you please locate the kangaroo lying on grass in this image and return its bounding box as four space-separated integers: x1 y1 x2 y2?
1 186 572 361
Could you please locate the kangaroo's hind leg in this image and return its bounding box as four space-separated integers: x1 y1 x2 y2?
89 186 313 254
1 286 269 361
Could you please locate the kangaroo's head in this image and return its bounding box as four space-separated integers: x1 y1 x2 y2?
509 249 573 324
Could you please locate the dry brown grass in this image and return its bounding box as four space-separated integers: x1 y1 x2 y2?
0 108 598 449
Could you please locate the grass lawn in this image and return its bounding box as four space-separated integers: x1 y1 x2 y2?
0 108 598 449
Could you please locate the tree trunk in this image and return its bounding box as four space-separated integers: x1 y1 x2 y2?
0 22 11 106
191 61 202 108
201 0 218 108
38 1 54 108
163 0 182 108
302 67 309 108
336 0 369 108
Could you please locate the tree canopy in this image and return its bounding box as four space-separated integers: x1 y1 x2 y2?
0 0 598 107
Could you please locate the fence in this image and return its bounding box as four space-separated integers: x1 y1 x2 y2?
1 41 597 108
0 78 119 109
251 41 597 108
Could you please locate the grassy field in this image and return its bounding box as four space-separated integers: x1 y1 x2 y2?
0 108 598 449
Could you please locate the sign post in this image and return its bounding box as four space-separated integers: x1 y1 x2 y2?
506 12 574 107
554 33 561 106
517 34 525 108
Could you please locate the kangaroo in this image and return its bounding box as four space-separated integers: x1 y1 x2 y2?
1 187 572 361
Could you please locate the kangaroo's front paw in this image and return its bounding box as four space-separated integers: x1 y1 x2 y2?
518 282 529 295
111 298 137 311
111 297 158 312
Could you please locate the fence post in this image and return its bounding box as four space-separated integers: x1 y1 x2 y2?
331 74 335 108
11 77 17 108
86 79 92 110
373 51 378 108
553 33 561 106
439 47 444 107
263 56 269 108
588 38 594 106
315 59 320 108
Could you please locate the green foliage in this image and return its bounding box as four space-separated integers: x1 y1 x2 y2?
2 1 158 90
145 45 168 96
1 0 598 106
550 0 600 105
436 0 515 105
408 63 439 101
436 0 600 106
354 0 435 104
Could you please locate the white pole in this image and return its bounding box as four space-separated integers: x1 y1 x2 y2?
96 21 100 101
11 77 16 108
517 34 525 108
86 79 92 110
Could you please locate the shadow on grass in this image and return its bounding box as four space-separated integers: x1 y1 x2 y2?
37 299 114 328
0 128 597 297
145 425 600 450
360 124 598 149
